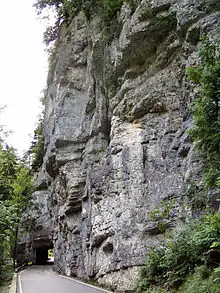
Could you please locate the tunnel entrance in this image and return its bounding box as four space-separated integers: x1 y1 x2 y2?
36 247 48 265
35 246 54 265
33 237 53 265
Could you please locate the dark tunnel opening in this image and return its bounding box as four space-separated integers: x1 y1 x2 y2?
34 242 54 265
36 247 49 265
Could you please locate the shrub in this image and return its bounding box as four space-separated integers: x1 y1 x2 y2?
178 266 220 293
137 213 220 292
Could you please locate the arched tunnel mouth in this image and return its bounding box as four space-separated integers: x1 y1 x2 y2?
34 238 54 265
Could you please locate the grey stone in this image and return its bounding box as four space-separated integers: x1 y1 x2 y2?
17 1 220 291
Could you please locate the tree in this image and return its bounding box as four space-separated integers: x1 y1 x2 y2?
186 37 220 187
0 142 32 282
33 0 128 46
29 118 45 172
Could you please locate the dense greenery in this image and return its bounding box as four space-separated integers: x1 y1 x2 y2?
178 267 220 293
186 37 220 187
29 117 45 172
0 142 32 283
34 0 137 46
34 0 128 22
137 213 220 293
0 106 45 285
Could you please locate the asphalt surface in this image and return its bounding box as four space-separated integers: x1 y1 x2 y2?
18 266 111 293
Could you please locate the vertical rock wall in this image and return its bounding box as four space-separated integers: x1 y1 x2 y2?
23 0 220 291
17 183 53 266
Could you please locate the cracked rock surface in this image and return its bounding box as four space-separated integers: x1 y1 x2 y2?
18 1 220 291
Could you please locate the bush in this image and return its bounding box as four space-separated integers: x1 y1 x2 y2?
178 266 220 293
138 246 166 290
137 213 220 292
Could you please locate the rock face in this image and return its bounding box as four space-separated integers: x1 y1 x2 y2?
20 0 220 291
17 182 53 266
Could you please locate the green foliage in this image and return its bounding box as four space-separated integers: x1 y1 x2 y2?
34 0 124 22
147 288 169 293
137 213 220 292
43 24 60 47
40 88 47 106
0 142 32 283
34 0 61 13
149 199 175 233
186 37 220 187
178 266 220 293
183 180 208 211
149 200 175 221
125 0 138 13
0 146 17 200
48 249 54 258
138 246 166 291
102 0 123 24
34 0 136 46
0 106 10 143
29 118 45 172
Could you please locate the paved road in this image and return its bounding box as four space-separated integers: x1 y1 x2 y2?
18 266 111 293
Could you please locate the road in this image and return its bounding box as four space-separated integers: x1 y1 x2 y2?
18 266 111 293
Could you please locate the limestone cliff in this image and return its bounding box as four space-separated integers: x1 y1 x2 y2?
19 0 220 291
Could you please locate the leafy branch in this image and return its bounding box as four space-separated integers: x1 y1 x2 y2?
186 36 220 187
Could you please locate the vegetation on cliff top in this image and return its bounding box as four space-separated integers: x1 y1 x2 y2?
34 0 137 46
